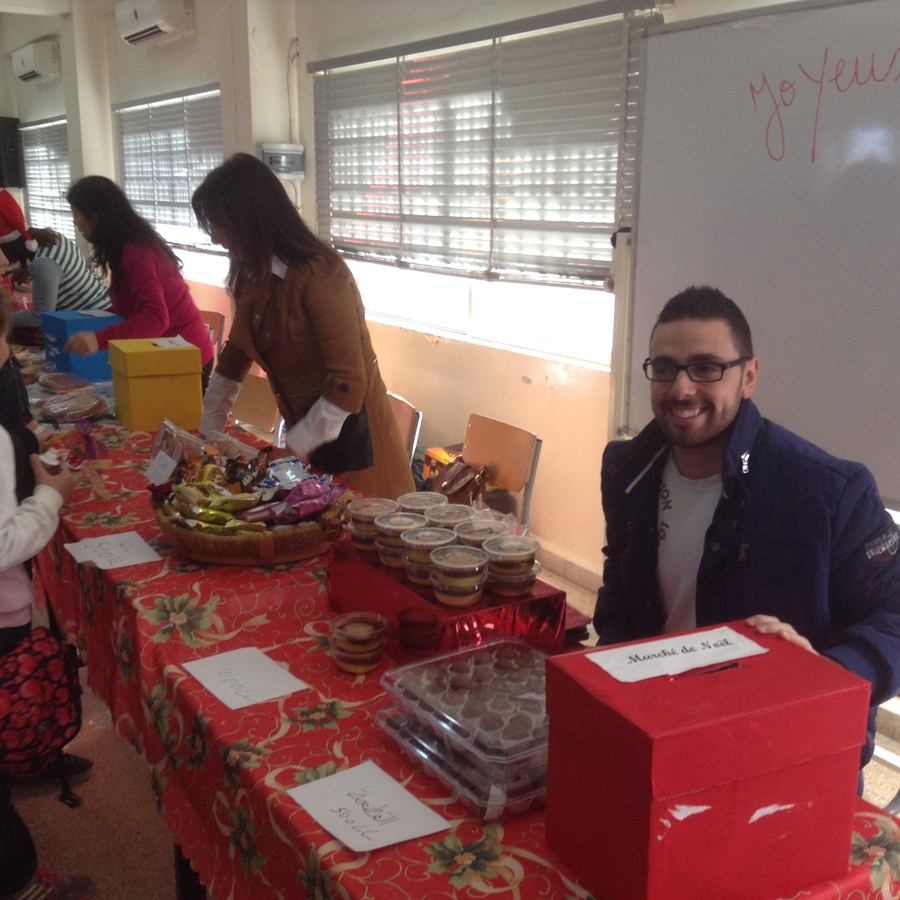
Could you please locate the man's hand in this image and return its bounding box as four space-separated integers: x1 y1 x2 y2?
746 614 818 654
64 331 99 356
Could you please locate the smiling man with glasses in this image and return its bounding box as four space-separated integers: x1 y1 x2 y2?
594 285 900 781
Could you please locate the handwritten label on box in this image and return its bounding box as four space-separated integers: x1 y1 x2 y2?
288 760 449 852
588 626 767 683
183 647 310 710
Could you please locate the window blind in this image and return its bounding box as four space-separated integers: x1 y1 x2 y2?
115 87 223 251
313 10 658 286
19 118 75 239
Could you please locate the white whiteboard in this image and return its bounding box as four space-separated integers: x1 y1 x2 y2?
629 0 900 505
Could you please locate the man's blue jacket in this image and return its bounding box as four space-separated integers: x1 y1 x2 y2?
595 398 900 766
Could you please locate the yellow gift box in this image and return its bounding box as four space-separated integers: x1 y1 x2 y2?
109 338 202 432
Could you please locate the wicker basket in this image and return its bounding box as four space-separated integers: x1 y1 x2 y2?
153 505 341 566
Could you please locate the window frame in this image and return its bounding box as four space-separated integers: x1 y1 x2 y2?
310 5 658 289
114 85 223 253
19 117 75 239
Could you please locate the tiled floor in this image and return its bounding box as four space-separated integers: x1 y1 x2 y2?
541 567 599 643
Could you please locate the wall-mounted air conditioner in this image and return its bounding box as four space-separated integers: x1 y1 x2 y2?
12 39 61 85
115 0 194 46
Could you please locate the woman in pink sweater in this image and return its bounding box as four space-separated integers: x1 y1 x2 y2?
63 176 214 390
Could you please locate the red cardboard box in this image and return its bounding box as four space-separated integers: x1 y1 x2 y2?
544 621 870 900
327 537 566 658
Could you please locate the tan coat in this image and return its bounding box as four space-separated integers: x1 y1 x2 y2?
216 253 414 499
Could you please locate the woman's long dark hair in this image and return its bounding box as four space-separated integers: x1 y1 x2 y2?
0 292 36 501
66 175 179 280
191 152 333 290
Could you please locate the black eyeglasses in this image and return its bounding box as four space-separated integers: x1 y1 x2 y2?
642 356 750 383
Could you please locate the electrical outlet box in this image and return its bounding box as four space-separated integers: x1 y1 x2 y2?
259 142 305 180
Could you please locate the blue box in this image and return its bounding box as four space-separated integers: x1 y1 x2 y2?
41 310 124 382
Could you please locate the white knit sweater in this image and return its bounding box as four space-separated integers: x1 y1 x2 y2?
0 425 64 630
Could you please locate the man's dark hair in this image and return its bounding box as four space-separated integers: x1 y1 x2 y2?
652 285 754 358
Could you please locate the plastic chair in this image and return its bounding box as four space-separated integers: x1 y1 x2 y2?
231 373 285 447
200 309 225 361
387 391 422 465
461 413 541 529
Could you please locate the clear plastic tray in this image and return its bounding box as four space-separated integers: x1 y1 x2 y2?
377 705 546 821
380 638 548 781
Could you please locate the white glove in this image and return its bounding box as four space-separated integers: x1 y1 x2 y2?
199 373 243 436
285 396 350 461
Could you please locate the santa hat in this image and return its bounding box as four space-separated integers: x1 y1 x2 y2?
0 190 37 252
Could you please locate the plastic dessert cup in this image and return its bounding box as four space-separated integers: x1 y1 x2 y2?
375 512 428 549
430 572 488 606
401 527 457 585
347 497 399 532
425 503 478 529
429 545 490 607
487 560 542 597
397 491 448 514
330 611 387 674
482 535 542 596
347 498 399 553
396 607 442 654
482 535 541 575
454 519 510 548
375 536 407 569
347 520 379 553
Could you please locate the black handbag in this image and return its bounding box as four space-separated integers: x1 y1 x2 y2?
310 404 374 473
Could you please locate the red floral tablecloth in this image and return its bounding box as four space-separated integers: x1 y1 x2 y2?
32 422 900 900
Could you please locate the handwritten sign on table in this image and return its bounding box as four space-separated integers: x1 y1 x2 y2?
182 647 310 710
288 760 449 852
144 449 178 486
64 530 161 569
587 626 767 683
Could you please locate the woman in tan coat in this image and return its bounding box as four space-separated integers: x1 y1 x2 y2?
193 153 413 499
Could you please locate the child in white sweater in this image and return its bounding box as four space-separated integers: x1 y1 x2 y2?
0 293 94 900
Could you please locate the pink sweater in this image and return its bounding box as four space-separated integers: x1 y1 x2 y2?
94 243 214 366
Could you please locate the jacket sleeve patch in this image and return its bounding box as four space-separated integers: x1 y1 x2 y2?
862 525 900 565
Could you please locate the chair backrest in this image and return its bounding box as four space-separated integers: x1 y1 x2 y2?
387 391 422 465
461 413 542 528
199 309 225 361
231 373 284 444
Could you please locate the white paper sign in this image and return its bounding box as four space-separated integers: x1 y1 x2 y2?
152 336 195 349
182 647 310 710
288 760 449 852
144 450 178 486
64 531 161 569
77 310 120 318
587 626 767 683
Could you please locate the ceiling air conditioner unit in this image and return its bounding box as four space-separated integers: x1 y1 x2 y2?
12 39 61 85
115 0 194 46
